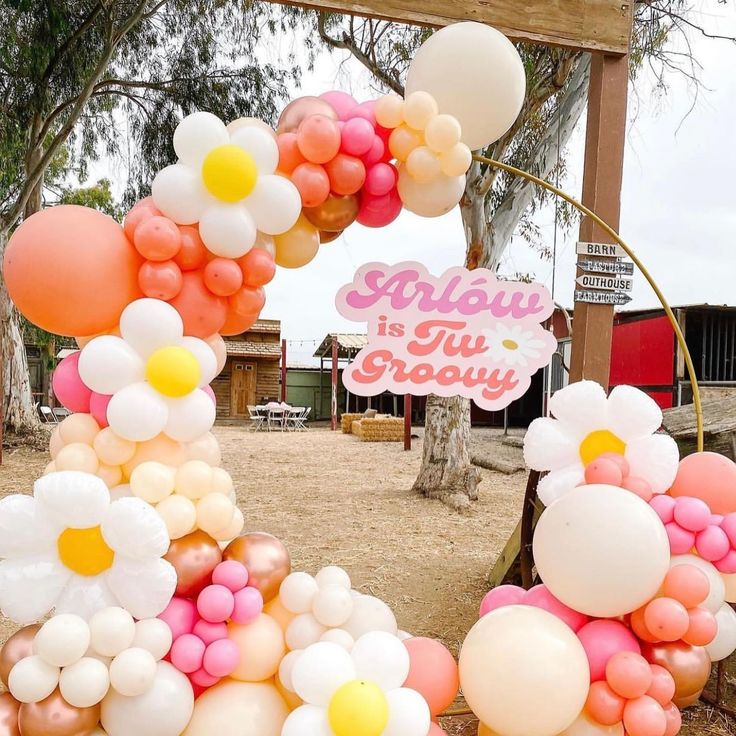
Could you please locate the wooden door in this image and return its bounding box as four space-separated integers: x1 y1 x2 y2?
231 361 256 417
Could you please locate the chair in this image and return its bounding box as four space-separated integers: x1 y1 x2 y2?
285 406 306 431
52 407 70 421
292 407 311 431
39 406 58 424
267 406 286 432
247 405 265 432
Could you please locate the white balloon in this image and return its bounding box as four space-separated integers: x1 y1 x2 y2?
59 657 110 707
291 642 355 706
313 585 354 628
78 336 145 394
106 557 177 620
342 595 398 639
460 606 590 736
90 607 137 657
315 566 351 590
173 112 229 166
383 688 431 736
320 629 355 650
277 649 303 692
8 655 59 703
533 484 670 617
179 337 218 386
133 619 173 661
107 383 168 442
282 704 332 736
351 631 409 692
397 165 465 217
280 572 319 614
670 555 725 614
406 22 526 150
230 126 279 174
120 299 183 359
101 662 194 736
151 164 211 225
706 603 736 661
110 647 158 696
35 614 91 667
244 175 301 235
164 390 216 442
199 203 256 258
286 614 327 651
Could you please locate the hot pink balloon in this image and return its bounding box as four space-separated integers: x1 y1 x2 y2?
320 90 358 120
193 620 228 645
190 667 220 689
341 117 375 156
714 549 736 573
577 619 641 682
357 188 402 228
159 597 198 640
170 633 206 673
649 495 676 524
696 525 730 561
479 584 525 617
523 584 589 632
202 638 240 678
361 135 386 166
89 391 111 428
364 162 398 197
664 522 696 554
673 497 711 532
52 352 92 412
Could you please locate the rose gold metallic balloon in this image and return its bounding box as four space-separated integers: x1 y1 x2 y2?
0 625 40 688
642 641 711 707
304 194 360 232
17 689 99 736
318 229 344 244
223 532 291 603
0 693 20 736
226 117 277 139
276 96 338 134
164 530 222 597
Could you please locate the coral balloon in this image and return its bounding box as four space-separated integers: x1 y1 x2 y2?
276 133 307 174
303 194 360 232
238 249 276 288
17 689 100 736
223 532 291 603
219 310 259 337
605 652 653 699
403 637 459 716
585 681 626 726
324 154 366 195
683 607 717 646
623 696 667 736
290 162 330 208
138 260 183 300
296 115 341 164
646 665 676 706
133 216 182 261
273 215 320 269
174 227 209 272
203 258 243 297
4 205 142 336
669 452 736 514
124 203 160 241
644 599 690 642
169 271 228 337
277 96 338 134
164 530 223 597
229 286 265 316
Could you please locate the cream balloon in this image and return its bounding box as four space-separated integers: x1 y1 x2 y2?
406 22 526 150
228 614 285 682
560 712 625 736
533 484 670 617
706 603 736 661
397 165 465 218
459 605 589 736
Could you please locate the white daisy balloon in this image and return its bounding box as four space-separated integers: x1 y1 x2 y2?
151 111 301 257
78 299 217 443
281 633 430 736
524 380 680 506
0 471 176 624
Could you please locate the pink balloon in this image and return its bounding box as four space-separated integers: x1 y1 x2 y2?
52 352 91 412
522 584 589 632
650 495 676 524
361 136 386 166
584 458 624 487
197 584 235 623
714 549 736 573
673 496 711 532
357 188 402 228
364 162 398 197
170 633 206 673
159 597 198 640
211 560 249 592
695 525 730 561
190 667 220 688
664 522 696 554
192 619 228 646
320 90 358 121
349 99 376 126
721 513 736 546
479 585 525 617
202 384 216 406
203 638 240 678
577 619 641 682
622 477 654 502
89 391 111 428
341 117 375 157
231 586 264 625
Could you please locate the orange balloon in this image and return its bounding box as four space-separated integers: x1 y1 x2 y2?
138 260 183 300
238 249 276 288
273 215 320 269
324 154 366 196
165 530 223 597
291 163 330 208
669 452 736 514
277 96 338 134
403 637 459 716
174 226 209 271
169 271 228 337
228 614 285 682
277 133 307 175
203 258 243 297
220 310 259 337
296 115 341 164
123 202 161 241
229 286 265 316
4 205 142 336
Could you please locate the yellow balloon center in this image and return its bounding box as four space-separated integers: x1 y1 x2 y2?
579 429 626 466
146 346 201 398
327 680 389 736
201 144 258 202
502 339 519 350
57 526 114 576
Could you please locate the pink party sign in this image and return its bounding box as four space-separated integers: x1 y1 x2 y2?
335 262 558 410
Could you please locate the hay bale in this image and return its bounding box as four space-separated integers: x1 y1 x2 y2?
358 417 404 443
351 420 364 438
341 413 363 434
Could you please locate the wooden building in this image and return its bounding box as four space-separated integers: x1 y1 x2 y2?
212 320 282 419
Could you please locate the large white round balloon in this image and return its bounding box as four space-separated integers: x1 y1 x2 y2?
669 555 725 614
459 605 589 736
397 166 465 218
351 631 409 691
706 603 736 661
342 594 398 639
405 22 526 150
282 704 331 736
383 688 431 736
102 662 194 736
533 484 670 617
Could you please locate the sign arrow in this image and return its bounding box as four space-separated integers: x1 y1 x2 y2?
575 289 632 306
576 241 628 259
576 274 633 291
578 259 634 276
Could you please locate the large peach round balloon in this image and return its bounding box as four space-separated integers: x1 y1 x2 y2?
228 614 285 682
0 693 20 736
183 680 287 736
223 533 291 602
164 530 223 597
404 637 459 716
641 641 711 708
273 215 320 269
264 596 296 632
17 689 100 736
122 434 186 477
4 205 142 336
0 625 40 687
669 452 736 515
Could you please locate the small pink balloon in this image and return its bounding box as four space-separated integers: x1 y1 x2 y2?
364 162 398 197
522 584 589 632
341 117 375 157
192 619 229 645
202 384 216 406
584 458 624 486
159 597 198 640
622 477 653 502
319 90 358 121
361 136 386 167
52 352 92 412
170 633 206 673
664 522 696 555
211 560 249 592
231 586 264 625
720 513 736 546
650 495 676 524
577 619 641 682
190 667 220 688
673 496 712 532
203 638 240 678
89 391 111 428
348 99 376 126
479 585 526 617
714 549 736 573
197 584 235 623
695 525 730 561
599 452 630 477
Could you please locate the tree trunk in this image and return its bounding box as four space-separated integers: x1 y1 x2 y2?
412 395 481 510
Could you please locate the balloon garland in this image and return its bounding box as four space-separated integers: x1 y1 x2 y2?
1 18 735 736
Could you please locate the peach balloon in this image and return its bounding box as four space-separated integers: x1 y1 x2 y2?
296 115 340 164
17 689 100 736
93 428 136 467
0 625 40 688
97 463 123 488
403 637 459 716
223 532 291 602
183 680 287 736
203 335 227 375
183 432 222 466
55 443 100 474
264 597 296 632
0 693 20 736
723 572 736 603
273 215 320 269
669 452 736 515
123 434 187 476
4 205 142 336
58 413 100 445
228 614 285 682
274 672 303 710
49 426 64 459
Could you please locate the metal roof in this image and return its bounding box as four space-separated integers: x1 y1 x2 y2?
314 333 368 358
226 341 281 359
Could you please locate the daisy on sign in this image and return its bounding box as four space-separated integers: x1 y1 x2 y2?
335 262 557 410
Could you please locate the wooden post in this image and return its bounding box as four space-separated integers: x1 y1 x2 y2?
280 339 287 403
404 394 412 451
331 337 338 431
569 53 629 386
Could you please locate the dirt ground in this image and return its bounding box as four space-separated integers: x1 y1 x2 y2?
0 425 733 736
